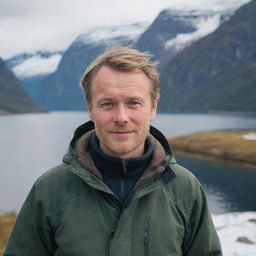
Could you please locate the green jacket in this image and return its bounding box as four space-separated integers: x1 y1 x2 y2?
4 122 222 256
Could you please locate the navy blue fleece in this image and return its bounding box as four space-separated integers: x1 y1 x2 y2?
88 132 154 202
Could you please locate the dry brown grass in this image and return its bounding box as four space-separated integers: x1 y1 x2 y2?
169 130 256 168
0 212 16 255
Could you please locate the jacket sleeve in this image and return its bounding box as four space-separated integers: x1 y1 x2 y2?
182 182 222 256
3 184 56 255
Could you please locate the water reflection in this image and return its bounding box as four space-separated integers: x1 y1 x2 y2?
204 184 237 214
175 153 256 214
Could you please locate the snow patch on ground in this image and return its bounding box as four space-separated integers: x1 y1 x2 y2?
243 133 256 141
213 212 256 256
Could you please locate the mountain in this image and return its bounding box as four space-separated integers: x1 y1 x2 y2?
38 23 148 110
159 0 256 112
21 0 251 112
134 9 196 63
0 57 44 114
6 51 62 100
36 8 233 111
135 8 232 64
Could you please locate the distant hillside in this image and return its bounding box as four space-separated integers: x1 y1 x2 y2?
0 57 43 114
159 0 256 112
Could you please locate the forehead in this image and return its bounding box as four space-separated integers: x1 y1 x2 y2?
91 66 151 96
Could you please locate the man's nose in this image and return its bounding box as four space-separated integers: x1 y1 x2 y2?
114 105 129 124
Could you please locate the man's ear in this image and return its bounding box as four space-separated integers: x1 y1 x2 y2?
151 99 158 121
88 104 93 121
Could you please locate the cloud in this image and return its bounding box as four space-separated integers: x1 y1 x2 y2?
12 54 62 78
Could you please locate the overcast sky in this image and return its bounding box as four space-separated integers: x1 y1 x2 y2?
0 0 250 59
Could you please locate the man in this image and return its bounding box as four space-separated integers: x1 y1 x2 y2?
4 48 222 255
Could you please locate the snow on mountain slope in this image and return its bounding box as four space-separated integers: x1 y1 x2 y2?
7 52 62 79
13 54 62 78
165 0 251 52
165 10 227 51
74 22 149 47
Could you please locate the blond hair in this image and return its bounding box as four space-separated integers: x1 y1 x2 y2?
80 48 160 102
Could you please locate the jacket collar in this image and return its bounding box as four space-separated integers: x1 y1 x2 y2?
70 120 174 156
88 132 154 179
65 120 176 184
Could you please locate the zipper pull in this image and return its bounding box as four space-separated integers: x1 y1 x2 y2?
121 159 128 173
111 223 117 237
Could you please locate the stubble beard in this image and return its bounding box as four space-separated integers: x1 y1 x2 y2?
103 137 145 156
96 124 150 158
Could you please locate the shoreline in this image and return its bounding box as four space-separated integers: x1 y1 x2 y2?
168 130 256 169
0 110 47 116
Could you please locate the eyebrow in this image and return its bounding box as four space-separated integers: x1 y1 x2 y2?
96 96 146 104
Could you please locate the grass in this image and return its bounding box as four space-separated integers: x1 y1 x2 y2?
169 130 256 168
0 212 16 255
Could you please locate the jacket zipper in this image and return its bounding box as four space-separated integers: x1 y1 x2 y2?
120 159 129 200
120 173 163 215
121 159 128 173
111 173 162 238
144 221 149 256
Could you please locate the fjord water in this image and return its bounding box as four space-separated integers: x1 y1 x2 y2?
0 111 256 212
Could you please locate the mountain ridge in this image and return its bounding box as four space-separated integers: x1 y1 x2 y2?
0 57 44 114
159 0 256 112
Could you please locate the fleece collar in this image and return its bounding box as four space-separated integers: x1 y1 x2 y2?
88 132 154 179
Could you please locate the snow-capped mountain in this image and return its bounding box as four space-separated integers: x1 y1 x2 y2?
36 3 242 111
6 51 63 100
135 0 251 63
6 51 62 79
13 0 253 111
164 8 231 52
159 0 256 112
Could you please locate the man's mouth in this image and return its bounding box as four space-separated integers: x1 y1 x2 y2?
109 131 134 136
111 131 132 134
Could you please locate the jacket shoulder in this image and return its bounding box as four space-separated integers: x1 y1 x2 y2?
35 163 81 187
32 164 82 213
170 162 201 189
164 162 206 217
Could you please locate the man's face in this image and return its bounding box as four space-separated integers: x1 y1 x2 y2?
88 65 157 159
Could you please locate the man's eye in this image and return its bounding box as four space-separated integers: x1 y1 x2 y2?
129 101 140 106
101 102 113 107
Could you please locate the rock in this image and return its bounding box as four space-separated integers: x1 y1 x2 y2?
237 236 254 244
248 218 256 223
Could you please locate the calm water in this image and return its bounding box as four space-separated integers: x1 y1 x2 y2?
0 111 256 213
